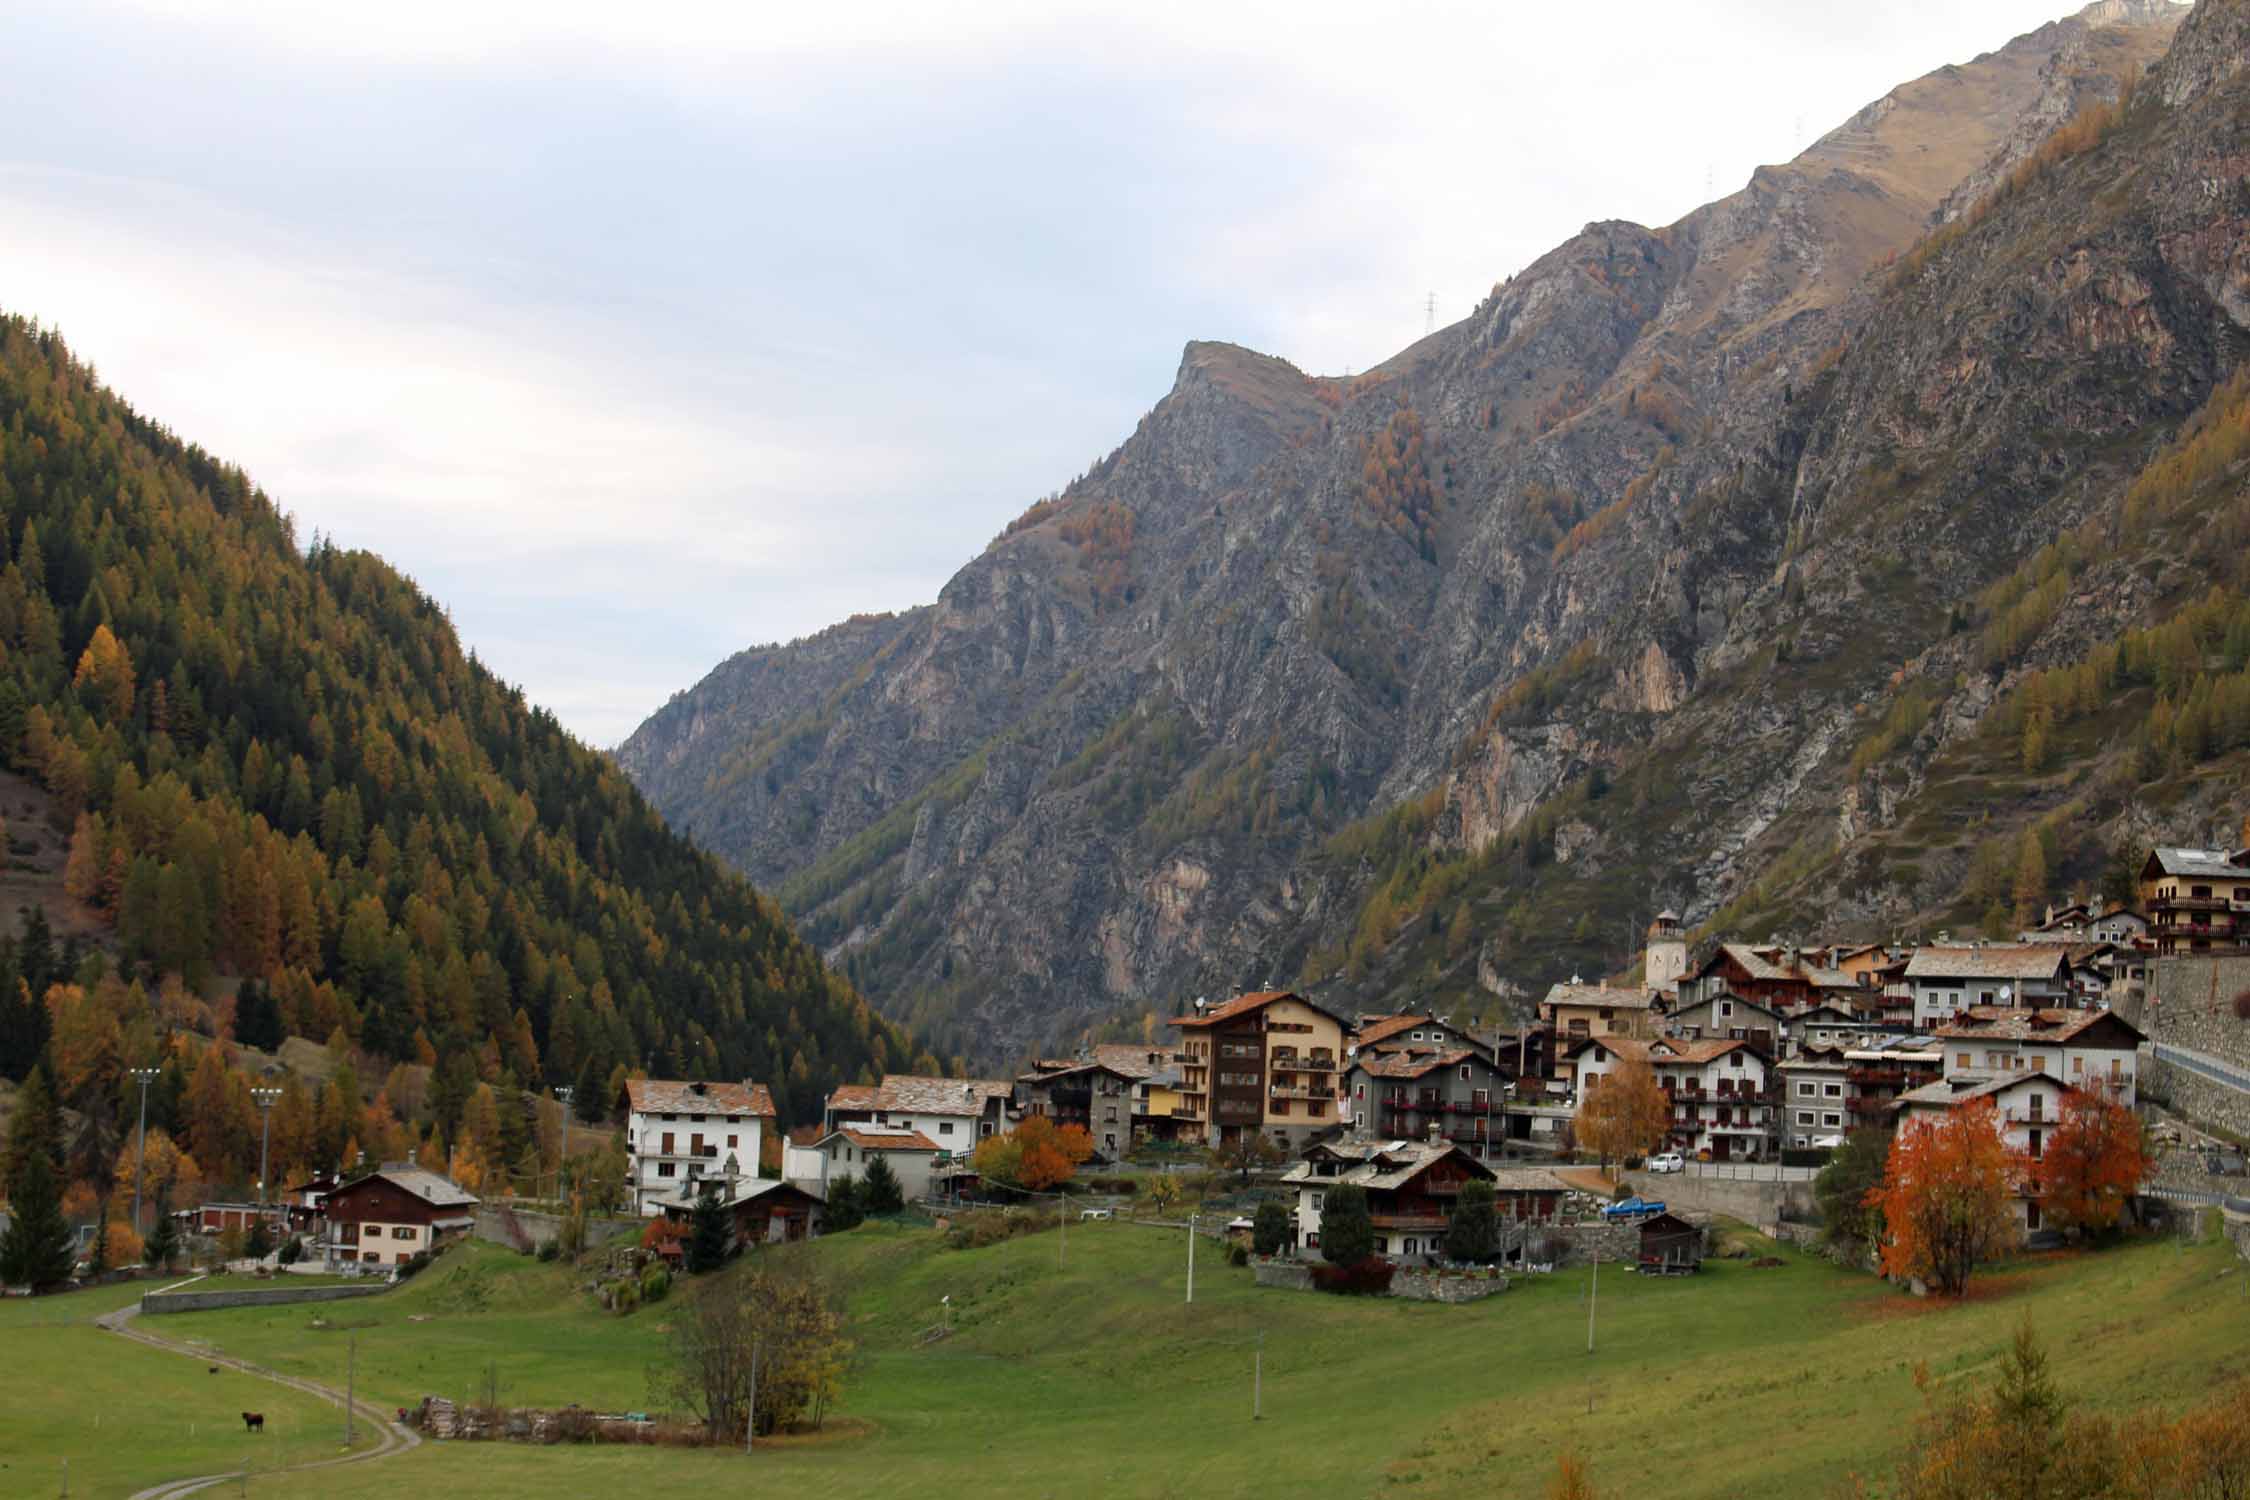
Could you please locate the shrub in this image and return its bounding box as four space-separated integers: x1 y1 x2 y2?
277 1236 303 1266
943 1208 1049 1251
536 1240 560 1262
640 1264 672 1304
1309 1258 1396 1295
1252 1201 1290 1257
1227 1242 1249 1267
610 1278 642 1315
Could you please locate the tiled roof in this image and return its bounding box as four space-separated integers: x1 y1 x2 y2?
357 1164 478 1208
825 1083 880 1113
1487 1167 1571 1194
1932 1006 2144 1046
1170 990 1350 1029
2146 847 2250 881
648 1176 826 1212
625 1078 778 1117
1719 943 1795 982
1353 1014 1447 1048
785 1124 824 1147
1903 945 2075 981
824 1126 941 1153
1542 982 1656 1011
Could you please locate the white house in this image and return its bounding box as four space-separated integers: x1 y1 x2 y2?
1932 1006 2145 1107
1904 945 2077 1029
823 1075 1013 1155
812 1126 942 1202
623 1078 777 1216
1567 1034 1774 1162
1894 1069 2072 1234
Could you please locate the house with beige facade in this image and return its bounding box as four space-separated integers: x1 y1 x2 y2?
1169 990 1350 1150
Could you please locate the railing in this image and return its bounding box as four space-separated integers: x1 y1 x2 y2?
2153 896 2232 913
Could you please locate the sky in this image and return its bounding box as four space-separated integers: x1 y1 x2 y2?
0 0 2081 745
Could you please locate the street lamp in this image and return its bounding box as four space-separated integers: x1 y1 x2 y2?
129 1067 160 1236
252 1086 282 1246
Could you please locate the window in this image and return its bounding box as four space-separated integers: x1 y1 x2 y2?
1823 1084 1841 1098
1459 1065 1472 1081
1797 1082 1815 1097
657 1162 676 1178
1306 1232 1320 1248
661 1131 675 1154
1958 1054 1972 1070
2029 1057 2045 1073
1720 1001 1733 1018
1822 1113 1841 1127
1311 1192 1325 1211
1797 1111 1815 1125
393 1226 415 1240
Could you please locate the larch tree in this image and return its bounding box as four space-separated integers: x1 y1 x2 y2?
1868 1099 2024 1297
2039 1088 2149 1240
71 623 135 721
1574 1054 1670 1179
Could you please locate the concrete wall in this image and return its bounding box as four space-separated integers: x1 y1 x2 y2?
475 1205 563 1250
142 1281 391 1315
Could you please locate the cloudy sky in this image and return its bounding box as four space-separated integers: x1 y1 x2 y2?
1 0 2077 744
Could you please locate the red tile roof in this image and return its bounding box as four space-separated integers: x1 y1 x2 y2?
825 1127 940 1153
1169 990 1347 1028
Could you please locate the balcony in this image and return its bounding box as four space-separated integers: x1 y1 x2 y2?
1269 1084 1337 1102
2153 896 2232 913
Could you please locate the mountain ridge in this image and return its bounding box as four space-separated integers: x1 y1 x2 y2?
619 0 2229 1064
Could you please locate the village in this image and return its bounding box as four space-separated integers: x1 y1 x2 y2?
117 841 2237 1292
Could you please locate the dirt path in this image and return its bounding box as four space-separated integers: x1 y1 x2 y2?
97 1301 420 1499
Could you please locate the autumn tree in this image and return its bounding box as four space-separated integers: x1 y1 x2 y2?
72 623 135 721
973 1115 1093 1193
2039 1088 2149 1240
1547 1447 1600 1500
1574 1054 1670 1178
1868 1100 2023 1296
0 1063 60 1197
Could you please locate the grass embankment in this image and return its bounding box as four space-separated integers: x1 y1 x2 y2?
94 1224 2250 1499
0 1278 377 1497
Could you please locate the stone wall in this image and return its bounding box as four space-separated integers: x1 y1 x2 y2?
1252 1260 1315 1292
2128 959 2250 1138
476 1205 564 1251
1496 1218 1663 1268
142 1281 392 1315
1392 1269 1509 1303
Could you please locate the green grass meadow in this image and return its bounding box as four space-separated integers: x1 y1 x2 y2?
0 1278 377 1498
28 1221 2250 1499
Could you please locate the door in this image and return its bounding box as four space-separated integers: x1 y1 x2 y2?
1712 1134 1731 1162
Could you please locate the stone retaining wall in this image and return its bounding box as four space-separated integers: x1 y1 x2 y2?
141 1281 392 1315
1252 1260 1315 1292
2131 960 2250 1138
1392 1269 1509 1303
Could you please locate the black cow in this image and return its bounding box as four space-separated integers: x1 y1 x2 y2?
241 1412 264 1433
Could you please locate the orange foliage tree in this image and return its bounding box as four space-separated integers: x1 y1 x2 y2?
1868 1099 2023 1296
2039 1087 2149 1240
1574 1055 1670 1179
972 1115 1095 1193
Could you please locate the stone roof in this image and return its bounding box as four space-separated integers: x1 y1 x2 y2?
1354 1049 1477 1079
1567 1034 1747 1066
1281 1138 1493 1193
1894 1070 2068 1112
1932 1006 2145 1046
355 1164 478 1209
649 1176 825 1212
1541 982 1657 1011
1089 1044 1175 1080
830 1076 1013 1117
1903 945 2076 982
1487 1167 1571 1194
2145 847 2250 881
624 1078 777 1117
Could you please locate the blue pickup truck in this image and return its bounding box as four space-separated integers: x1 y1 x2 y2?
1600 1196 1666 1221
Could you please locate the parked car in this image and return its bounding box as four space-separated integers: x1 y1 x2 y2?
1810 1134 1846 1150
1646 1152 1685 1174
1601 1196 1666 1221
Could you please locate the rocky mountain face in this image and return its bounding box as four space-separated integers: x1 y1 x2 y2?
620 0 2247 1064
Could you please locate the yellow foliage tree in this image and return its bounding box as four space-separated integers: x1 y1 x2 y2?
1574 1054 1671 1178
72 623 135 720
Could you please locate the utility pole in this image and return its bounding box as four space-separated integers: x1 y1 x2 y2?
252 1086 282 1250
1253 1331 1263 1420
746 1336 761 1455
129 1067 159 1237
555 1086 574 1181
1186 1211 1197 1304
1587 1245 1599 1355
1059 1188 1067 1268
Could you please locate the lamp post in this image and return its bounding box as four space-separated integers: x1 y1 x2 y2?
251 1087 282 1246
129 1066 160 1237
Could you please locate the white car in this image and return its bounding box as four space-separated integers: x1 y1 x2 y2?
1645 1152 1685 1174
1810 1134 1846 1150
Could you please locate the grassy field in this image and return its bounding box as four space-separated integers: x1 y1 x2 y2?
123 1216 2250 1500
0 1278 377 1498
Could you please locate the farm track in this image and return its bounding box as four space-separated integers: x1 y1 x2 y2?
98 1301 421 1499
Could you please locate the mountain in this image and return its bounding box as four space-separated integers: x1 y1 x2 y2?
0 318 942 1121
619 0 2243 1065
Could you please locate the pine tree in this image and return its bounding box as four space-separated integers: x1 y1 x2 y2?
1320 1184 1374 1266
685 1178 732 1273
143 1190 181 1271
861 1154 904 1215
0 1149 75 1288
825 1174 865 1232
0 1063 60 1197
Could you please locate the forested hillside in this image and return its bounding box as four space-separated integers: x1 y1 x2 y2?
0 316 938 1126
621 0 2250 1063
